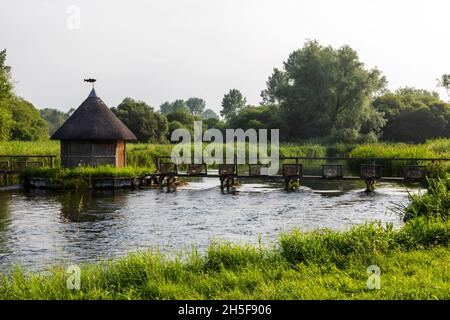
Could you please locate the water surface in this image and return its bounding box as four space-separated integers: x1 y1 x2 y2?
0 178 419 272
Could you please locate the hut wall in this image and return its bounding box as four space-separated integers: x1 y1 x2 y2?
116 140 126 168
61 140 118 167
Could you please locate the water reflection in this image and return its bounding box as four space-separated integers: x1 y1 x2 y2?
58 190 128 222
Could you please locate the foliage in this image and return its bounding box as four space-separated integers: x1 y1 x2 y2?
20 165 155 189
160 99 189 115
220 89 247 121
261 40 387 142
39 108 70 135
373 88 450 143
400 175 450 221
0 50 49 141
186 97 206 116
348 142 450 176
0 49 13 141
8 96 49 140
437 74 450 99
21 165 154 179
203 108 219 120
0 100 13 141
0 49 12 102
112 98 168 143
228 104 282 130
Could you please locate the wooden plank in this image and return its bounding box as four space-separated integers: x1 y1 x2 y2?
248 164 268 177
322 165 343 179
404 165 427 181
360 164 382 179
188 164 207 176
219 164 236 176
159 162 177 175
282 164 302 177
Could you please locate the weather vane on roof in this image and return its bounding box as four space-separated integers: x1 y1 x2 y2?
84 78 96 88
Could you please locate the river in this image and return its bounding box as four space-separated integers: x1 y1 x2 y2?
0 178 420 272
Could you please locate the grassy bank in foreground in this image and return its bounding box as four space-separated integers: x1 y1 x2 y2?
0 216 448 300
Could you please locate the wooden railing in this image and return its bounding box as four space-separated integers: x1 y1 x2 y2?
0 155 57 173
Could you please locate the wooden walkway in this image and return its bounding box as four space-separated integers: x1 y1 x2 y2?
147 156 450 191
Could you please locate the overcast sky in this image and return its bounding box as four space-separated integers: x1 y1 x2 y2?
1 0 449 113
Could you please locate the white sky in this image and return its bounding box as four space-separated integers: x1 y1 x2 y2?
1 0 449 113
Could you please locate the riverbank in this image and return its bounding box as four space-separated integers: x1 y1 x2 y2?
0 216 448 299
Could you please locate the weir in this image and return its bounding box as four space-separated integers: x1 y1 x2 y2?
1 154 449 192
144 156 450 192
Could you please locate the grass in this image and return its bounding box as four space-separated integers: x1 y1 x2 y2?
348 141 450 177
399 174 450 222
20 166 155 189
0 216 448 299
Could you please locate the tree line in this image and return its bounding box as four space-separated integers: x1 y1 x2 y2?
1 41 450 144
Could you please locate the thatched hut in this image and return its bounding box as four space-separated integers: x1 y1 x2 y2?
51 88 137 168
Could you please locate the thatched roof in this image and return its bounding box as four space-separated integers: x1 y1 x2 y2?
51 89 137 141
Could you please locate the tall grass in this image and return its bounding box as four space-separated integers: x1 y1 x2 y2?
348 142 450 176
0 216 448 299
399 174 450 221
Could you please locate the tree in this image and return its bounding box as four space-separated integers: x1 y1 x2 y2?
261 68 289 105
0 50 50 141
0 49 13 140
40 108 70 135
0 101 13 141
261 40 386 141
438 74 450 99
112 97 168 143
159 101 173 115
373 88 450 142
9 97 49 140
186 97 206 116
220 89 247 122
228 104 282 130
159 99 189 115
203 108 219 120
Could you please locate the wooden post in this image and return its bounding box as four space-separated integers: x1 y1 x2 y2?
365 178 375 193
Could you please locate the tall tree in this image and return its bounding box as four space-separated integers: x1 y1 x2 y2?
40 108 70 135
203 108 219 120
9 97 49 140
0 49 13 140
438 74 450 99
261 40 386 141
186 97 206 116
220 89 247 122
112 98 168 143
159 99 189 115
373 88 450 142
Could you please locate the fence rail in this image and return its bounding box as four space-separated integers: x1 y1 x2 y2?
0 155 56 173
